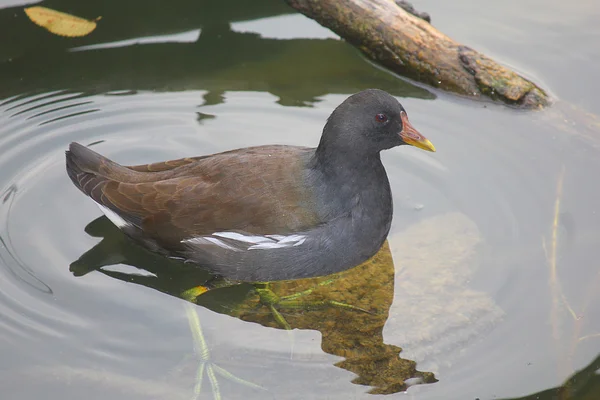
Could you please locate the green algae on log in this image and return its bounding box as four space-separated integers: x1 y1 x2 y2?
284 0 550 109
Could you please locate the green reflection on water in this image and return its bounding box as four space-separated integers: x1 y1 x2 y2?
0 0 433 105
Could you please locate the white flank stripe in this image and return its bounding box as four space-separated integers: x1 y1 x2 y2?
277 234 305 244
293 237 306 246
182 232 308 251
266 234 286 241
248 242 290 250
97 204 129 228
183 236 240 251
203 237 239 251
213 231 273 244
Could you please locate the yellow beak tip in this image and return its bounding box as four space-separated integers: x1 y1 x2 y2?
410 139 436 152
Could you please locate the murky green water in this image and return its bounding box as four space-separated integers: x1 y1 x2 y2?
0 0 599 399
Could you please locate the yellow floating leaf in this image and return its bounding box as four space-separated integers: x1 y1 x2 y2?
24 6 100 38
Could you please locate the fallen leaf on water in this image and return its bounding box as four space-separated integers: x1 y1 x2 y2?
24 6 100 37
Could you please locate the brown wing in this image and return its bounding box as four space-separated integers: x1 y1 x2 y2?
127 156 209 172
66 143 321 249
124 145 300 174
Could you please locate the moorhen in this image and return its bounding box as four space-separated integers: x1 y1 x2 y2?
66 89 435 282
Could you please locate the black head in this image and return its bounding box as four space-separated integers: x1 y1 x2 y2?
318 89 435 157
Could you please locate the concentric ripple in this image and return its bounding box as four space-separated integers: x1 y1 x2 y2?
0 88 599 399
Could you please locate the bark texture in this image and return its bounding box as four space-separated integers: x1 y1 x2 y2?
285 0 550 108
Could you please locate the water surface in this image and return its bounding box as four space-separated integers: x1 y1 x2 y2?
0 0 599 399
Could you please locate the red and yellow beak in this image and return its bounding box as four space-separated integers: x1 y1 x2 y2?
399 111 436 152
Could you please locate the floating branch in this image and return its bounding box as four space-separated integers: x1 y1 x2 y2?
285 0 550 108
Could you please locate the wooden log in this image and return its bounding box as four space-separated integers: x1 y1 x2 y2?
284 0 550 109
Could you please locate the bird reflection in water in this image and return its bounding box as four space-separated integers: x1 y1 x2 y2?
70 216 436 395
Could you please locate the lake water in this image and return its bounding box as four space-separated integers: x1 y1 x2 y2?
0 0 599 399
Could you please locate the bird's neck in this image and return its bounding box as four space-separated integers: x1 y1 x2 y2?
306 147 393 265
308 146 392 222
313 138 380 174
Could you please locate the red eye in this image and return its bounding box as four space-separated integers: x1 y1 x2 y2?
375 113 388 123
